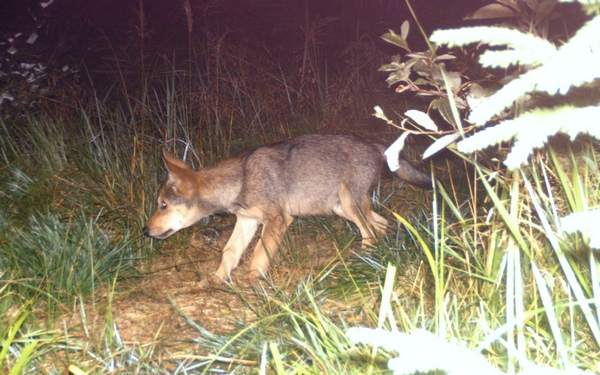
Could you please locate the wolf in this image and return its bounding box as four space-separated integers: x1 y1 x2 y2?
143 134 431 281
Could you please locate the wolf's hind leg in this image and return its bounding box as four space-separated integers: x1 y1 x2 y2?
371 211 389 234
248 213 293 278
335 184 381 248
215 215 260 281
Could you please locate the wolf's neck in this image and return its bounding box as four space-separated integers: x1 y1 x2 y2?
196 157 244 214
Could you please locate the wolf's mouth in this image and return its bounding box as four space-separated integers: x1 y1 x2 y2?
154 229 174 239
142 226 174 239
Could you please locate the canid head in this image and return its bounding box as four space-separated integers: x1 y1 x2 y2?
142 149 213 239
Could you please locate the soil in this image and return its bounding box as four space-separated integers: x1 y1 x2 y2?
69 215 360 354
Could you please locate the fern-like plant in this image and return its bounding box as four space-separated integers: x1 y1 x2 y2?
430 3 600 169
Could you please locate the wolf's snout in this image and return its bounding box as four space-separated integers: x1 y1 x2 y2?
142 225 174 239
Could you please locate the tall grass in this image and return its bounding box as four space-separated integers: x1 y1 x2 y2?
422 142 600 371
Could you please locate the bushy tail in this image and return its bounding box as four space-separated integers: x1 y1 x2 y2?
394 158 432 189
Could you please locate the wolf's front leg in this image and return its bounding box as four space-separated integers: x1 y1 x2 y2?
215 215 260 281
248 213 293 278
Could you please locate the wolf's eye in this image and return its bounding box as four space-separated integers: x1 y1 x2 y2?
160 201 168 209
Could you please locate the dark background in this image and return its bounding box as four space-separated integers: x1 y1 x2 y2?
0 0 588 106
0 1 486 71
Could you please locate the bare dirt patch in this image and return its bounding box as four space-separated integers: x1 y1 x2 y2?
97 216 346 351
62 187 427 364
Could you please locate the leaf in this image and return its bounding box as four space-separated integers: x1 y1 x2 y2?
464 17 599 125
461 105 600 168
26 32 38 45
466 83 495 110
385 133 409 172
468 73 534 125
401 20 410 40
385 70 410 86
381 29 409 51
431 98 457 127
465 3 517 20
423 133 462 159
432 66 462 92
373 106 389 122
435 54 456 61
405 109 438 131
379 62 402 72
11 340 38 375
40 0 54 8
479 48 548 68
431 26 556 53
413 78 432 86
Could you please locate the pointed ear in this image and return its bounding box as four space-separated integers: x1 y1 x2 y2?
162 148 193 180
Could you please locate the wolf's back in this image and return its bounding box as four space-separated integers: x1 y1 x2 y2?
241 134 384 214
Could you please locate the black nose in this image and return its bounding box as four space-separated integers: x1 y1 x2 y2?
142 226 150 237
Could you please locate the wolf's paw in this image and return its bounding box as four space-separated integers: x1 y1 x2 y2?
208 270 230 285
360 238 376 251
244 269 264 280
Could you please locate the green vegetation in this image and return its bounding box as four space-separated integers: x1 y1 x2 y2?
1 0 600 373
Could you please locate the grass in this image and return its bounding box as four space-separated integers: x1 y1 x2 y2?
1 15 600 375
